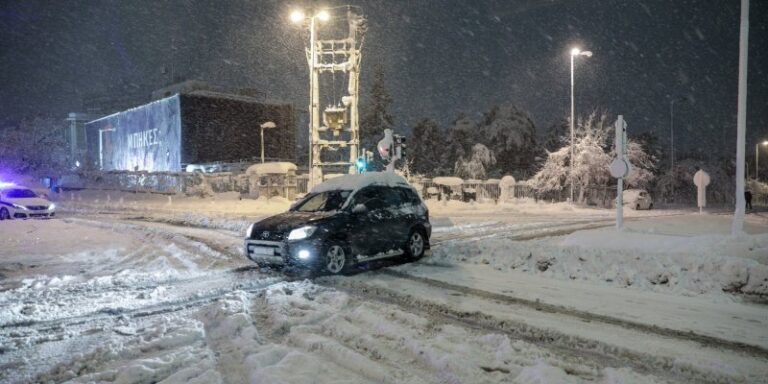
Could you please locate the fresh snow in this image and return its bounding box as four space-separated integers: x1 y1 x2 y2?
431 176 465 186
2 193 767 383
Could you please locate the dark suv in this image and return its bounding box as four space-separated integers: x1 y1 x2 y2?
244 173 431 274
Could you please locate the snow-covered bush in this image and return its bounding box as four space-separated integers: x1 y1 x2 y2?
455 144 496 179
476 104 540 179
530 112 657 203
654 157 734 204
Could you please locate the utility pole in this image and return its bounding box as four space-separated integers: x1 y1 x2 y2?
732 0 749 235
569 48 592 204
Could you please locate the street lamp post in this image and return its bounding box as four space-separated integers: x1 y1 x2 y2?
260 121 277 163
570 47 592 203
757 140 768 181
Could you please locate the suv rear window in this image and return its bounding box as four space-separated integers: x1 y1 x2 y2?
352 186 413 210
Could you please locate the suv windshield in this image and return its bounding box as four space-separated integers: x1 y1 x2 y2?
293 190 351 212
4 188 37 198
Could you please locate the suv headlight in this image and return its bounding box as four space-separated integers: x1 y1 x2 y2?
288 225 316 240
246 223 255 238
12 203 28 211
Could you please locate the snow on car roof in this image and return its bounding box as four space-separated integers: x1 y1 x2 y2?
246 162 297 175
311 172 410 193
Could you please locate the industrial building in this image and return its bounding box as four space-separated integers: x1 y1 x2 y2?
84 91 296 172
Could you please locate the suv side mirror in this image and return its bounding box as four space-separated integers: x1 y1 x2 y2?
352 203 368 214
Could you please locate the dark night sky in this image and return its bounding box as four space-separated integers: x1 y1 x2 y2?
1 0 766 158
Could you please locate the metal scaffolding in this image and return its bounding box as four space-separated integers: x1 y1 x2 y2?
305 7 366 188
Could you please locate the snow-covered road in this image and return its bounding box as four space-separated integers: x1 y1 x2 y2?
1 209 766 383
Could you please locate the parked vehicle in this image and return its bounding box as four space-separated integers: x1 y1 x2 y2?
621 189 653 210
244 172 431 274
0 183 57 220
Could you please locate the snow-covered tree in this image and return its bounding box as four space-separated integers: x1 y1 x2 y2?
623 140 657 189
442 113 476 175
455 143 496 179
0 117 69 175
654 156 734 204
570 113 612 202
543 118 569 152
530 146 569 195
531 112 657 203
477 104 539 179
408 118 446 176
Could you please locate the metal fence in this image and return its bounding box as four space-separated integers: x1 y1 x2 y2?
64 171 744 209
414 179 538 204
57 170 298 199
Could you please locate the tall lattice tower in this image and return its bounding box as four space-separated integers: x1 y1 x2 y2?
303 7 366 187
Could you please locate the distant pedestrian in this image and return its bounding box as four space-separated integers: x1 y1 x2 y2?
745 190 753 210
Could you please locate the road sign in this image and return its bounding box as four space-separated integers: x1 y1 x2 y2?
693 169 710 212
609 158 630 179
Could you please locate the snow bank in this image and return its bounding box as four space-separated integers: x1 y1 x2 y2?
429 215 768 297
56 189 291 230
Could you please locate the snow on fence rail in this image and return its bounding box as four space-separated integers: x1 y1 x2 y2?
57 170 298 199
65 170 762 209
414 178 537 203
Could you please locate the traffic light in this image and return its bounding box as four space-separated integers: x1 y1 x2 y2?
393 134 406 159
355 156 367 173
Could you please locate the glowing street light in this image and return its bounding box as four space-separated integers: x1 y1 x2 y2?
289 9 305 23
569 47 592 203
316 10 330 22
756 140 768 181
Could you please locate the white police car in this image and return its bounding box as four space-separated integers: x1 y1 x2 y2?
0 183 56 220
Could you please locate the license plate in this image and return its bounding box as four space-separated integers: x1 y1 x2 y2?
251 246 275 256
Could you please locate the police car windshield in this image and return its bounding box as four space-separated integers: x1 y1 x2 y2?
293 190 351 212
5 188 37 198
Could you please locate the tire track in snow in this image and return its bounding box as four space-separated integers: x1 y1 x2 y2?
323 276 757 384
377 269 768 360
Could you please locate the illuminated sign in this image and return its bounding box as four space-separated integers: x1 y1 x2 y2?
127 129 161 149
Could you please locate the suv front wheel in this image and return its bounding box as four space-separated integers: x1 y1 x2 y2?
405 229 426 259
324 244 350 274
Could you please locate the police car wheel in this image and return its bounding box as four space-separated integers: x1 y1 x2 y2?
0 208 10 220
